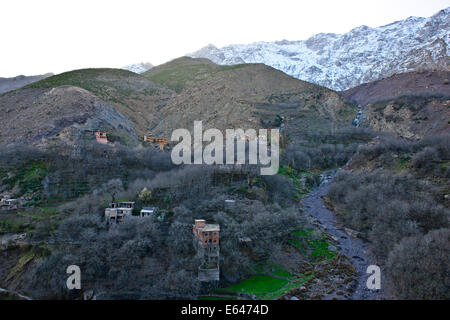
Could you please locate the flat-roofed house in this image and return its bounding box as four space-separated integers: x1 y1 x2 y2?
105 202 135 225
1 196 18 209
140 207 155 217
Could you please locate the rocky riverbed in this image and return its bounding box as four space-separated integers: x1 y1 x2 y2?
302 171 386 300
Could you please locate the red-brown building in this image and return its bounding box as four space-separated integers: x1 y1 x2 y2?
193 219 220 246
95 131 108 145
143 135 167 150
193 219 220 282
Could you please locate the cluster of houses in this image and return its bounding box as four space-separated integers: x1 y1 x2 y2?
104 201 156 225
103 198 250 283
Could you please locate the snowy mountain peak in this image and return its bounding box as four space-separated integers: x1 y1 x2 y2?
188 7 450 91
122 62 153 74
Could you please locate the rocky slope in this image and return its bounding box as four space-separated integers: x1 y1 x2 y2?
1 60 356 147
143 57 356 139
342 71 450 138
362 95 449 138
0 85 137 146
0 73 53 95
0 68 173 146
189 7 450 91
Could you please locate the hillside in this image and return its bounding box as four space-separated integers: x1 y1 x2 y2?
342 71 450 138
0 60 358 147
342 70 450 106
144 57 246 93
144 57 356 139
0 68 174 146
189 7 450 91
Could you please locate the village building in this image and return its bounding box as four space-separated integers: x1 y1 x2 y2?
95 131 108 145
143 134 168 150
140 207 155 217
110 201 135 209
193 219 220 282
224 199 235 210
104 202 135 225
0 195 19 209
238 237 252 246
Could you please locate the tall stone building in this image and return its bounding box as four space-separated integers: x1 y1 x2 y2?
193 219 220 282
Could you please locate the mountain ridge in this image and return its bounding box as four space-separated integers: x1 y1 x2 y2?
189 7 450 91
0 73 53 95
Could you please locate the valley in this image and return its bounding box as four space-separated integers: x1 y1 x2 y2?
0 6 449 301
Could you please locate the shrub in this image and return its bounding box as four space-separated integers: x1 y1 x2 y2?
386 229 450 299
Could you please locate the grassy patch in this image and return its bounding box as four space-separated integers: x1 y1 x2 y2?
251 261 294 280
263 273 314 300
0 220 32 234
278 165 318 199
145 60 247 93
218 275 288 297
17 207 58 220
289 228 337 262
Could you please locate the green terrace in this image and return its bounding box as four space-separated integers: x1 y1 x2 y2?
289 229 337 262
201 228 335 300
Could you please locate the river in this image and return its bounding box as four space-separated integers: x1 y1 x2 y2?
302 171 386 300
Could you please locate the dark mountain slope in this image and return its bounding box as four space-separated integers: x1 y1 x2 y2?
342 70 450 107
0 73 53 95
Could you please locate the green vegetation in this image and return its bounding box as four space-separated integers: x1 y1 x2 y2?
278 165 318 200
3 161 48 198
17 207 58 220
0 206 60 236
289 228 337 262
217 268 314 300
218 275 288 298
25 68 161 106
251 261 295 280
144 58 246 93
0 220 32 234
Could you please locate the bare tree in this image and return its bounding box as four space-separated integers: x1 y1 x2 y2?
102 178 124 203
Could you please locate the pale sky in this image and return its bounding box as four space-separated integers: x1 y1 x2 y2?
0 0 448 77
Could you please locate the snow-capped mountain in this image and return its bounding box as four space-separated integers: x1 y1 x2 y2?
122 62 153 74
189 7 450 91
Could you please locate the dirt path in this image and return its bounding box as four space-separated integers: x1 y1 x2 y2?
301 171 386 300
